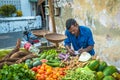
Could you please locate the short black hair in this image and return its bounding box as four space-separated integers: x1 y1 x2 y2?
66 18 76 30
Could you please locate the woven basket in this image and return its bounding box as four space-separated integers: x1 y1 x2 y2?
32 30 51 37
45 33 67 43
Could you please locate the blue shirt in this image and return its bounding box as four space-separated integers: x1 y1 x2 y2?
64 26 95 55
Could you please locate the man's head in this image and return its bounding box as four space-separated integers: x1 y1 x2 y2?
66 18 79 35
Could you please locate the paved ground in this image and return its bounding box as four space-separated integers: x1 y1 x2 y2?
0 31 23 49
0 30 49 49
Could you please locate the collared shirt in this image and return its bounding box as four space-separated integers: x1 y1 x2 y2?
64 26 95 55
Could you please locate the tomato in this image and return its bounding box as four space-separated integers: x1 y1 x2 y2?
46 78 49 80
40 66 45 71
52 74 58 79
49 78 54 80
59 71 64 75
46 65 52 70
40 74 45 80
31 67 37 72
59 68 65 71
54 67 59 71
56 72 60 76
37 65 41 69
38 69 44 74
36 73 41 79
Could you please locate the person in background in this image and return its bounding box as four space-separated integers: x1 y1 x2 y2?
64 18 95 56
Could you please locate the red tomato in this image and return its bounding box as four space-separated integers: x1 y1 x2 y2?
38 69 44 74
32 67 37 72
40 74 45 80
37 65 41 69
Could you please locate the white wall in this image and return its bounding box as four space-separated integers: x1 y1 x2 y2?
21 0 31 16
30 3 37 16
0 16 42 33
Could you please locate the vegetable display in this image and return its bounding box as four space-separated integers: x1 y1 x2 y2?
0 43 120 80
31 63 67 80
103 66 117 76
58 53 70 61
0 63 36 80
0 39 38 68
62 67 97 80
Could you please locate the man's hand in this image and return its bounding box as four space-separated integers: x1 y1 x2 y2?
68 49 75 54
78 48 86 53
78 46 94 53
65 45 75 55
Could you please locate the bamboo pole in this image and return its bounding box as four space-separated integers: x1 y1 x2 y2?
48 0 56 33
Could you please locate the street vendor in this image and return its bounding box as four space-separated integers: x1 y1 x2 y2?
64 18 95 56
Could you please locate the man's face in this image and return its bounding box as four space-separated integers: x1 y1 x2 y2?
69 24 78 35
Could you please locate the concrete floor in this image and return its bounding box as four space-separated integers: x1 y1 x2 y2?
0 31 23 49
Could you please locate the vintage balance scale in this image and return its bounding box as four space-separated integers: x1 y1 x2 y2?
32 0 66 48
32 30 66 47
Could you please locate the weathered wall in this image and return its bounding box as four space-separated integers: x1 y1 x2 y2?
0 16 42 33
55 0 120 33
54 0 120 69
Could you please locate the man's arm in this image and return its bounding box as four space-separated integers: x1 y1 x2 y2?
79 45 94 53
65 45 74 54
79 27 95 54
64 30 75 54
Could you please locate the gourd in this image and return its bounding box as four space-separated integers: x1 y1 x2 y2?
103 76 115 80
103 66 117 76
32 60 42 67
87 60 100 71
98 61 107 71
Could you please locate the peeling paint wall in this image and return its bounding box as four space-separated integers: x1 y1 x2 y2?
54 0 120 69
0 16 42 33
55 0 120 32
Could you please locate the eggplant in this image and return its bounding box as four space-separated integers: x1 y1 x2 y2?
58 53 70 61
64 54 70 61
58 53 66 59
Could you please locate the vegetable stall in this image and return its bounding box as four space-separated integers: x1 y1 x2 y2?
0 39 120 80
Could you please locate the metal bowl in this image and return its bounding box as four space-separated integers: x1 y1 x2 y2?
45 33 67 43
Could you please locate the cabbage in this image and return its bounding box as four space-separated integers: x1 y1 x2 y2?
79 52 91 62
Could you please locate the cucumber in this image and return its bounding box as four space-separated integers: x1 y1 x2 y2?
45 55 52 60
46 62 60 67
48 60 60 63
39 53 46 59
46 54 56 60
32 58 40 61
